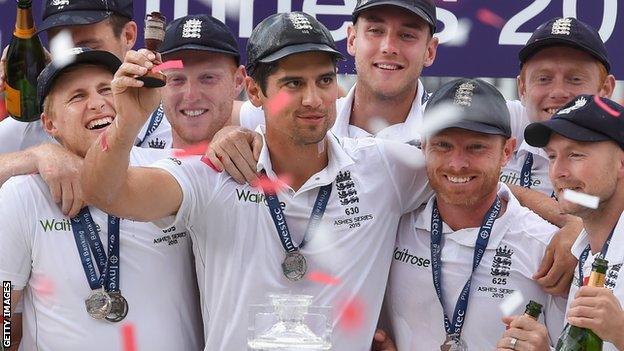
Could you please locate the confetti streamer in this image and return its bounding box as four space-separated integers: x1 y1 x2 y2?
31 274 55 299
336 296 365 332
200 155 221 172
172 142 209 158
594 95 621 117
476 8 506 29
563 189 599 209
152 60 184 73
50 30 76 68
307 271 341 286
251 174 292 194
264 90 292 117
415 102 464 137
499 290 524 317
121 323 137 351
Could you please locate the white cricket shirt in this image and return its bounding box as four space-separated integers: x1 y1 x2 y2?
384 183 566 350
0 148 203 351
152 129 432 351
239 80 429 142
568 215 624 351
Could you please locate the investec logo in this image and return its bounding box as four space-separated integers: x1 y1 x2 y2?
235 189 285 208
39 218 72 232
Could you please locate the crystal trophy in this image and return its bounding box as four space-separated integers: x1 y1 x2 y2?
248 294 332 350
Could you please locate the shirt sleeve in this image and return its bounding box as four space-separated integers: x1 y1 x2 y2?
376 140 433 213
149 156 221 230
239 100 266 130
0 118 51 154
507 100 529 146
0 177 34 289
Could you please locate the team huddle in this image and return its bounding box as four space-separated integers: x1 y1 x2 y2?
1 0 623 350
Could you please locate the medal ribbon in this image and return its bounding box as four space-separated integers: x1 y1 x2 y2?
71 207 121 292
430 196 501 338
519 153 534 188
577 228 614 286
135 103 164 147
263 177 332 252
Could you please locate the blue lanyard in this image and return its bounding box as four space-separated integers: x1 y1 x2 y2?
430 196 501 337
71 208 121 292
519 153 534 188
263 178 332 252
135 103 164 147
577 229 614 286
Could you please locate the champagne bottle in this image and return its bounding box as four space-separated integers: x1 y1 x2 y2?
4 0 47 122
525 300 543 320
555 257 608 351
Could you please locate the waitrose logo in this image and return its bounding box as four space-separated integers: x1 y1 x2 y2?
39 218 72 232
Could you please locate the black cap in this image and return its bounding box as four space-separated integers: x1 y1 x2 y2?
159 15 240 64
246 12 343 75
39 0 133 34
519 17 610 72
352 0 436 33
525 95 624 149
425 78 511 138
37 47 121 110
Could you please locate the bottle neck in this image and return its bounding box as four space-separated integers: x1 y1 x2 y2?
14 2 35 39
587 270 606 288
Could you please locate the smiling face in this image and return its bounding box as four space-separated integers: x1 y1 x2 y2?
161 51 245 147
518 46 614 123
42 64 115 157
424 128 515 207
347 5 438 100
545 133 624 217
247 51 338 147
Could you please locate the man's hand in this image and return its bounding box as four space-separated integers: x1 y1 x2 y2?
496 315 550 351
111 49 162 131
372 329 397 351
34 143 85 217
534 216 582 296
567 286 624 348
206 126 263 184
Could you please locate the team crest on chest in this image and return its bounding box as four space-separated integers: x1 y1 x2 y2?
335 171 359 206
491 245 514 277
332 171 373 229
605 264 622 290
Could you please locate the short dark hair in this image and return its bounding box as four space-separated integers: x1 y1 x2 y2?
249 56 339 96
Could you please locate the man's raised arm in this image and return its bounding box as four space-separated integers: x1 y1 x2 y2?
82 49 182 222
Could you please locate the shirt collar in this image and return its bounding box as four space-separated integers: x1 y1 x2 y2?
517 140 549 159
255 126 355 191
414 183 516 250
571 213 624 265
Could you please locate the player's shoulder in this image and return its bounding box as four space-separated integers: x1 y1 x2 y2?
504 191 556 247
0 174 49 204
130 146 173 166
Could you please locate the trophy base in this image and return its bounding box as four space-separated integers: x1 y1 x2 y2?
137 71 166 88
248 321 331 350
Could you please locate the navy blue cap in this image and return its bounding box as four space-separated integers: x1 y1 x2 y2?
425 78 511 138
246 12 343 75
38 0 133 34
37 47 121 110
519 17 610 72
525 95 624 149
352 0 437 33
159 14 240 64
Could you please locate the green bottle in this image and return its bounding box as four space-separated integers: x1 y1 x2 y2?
525 300 543 320
555 257 608 351
4 0 47 122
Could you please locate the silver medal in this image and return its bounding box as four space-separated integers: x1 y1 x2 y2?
282 251 307 281
85 289 112 320
105 291 129 322
440 334 468 351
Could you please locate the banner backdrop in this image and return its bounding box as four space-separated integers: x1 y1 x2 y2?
1 0 622 78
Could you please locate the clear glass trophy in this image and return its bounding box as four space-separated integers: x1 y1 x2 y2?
248 294 332 350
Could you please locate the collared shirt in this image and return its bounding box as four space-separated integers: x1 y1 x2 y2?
0 148 202 351
568 217 624 351
500 141 553 195
239 80 428 142
384 183 566 350
152 128 431 351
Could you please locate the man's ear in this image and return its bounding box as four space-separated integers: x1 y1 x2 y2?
233 65 247 98
245 76 264 108
41 111 59 139
346 23 357 57
121 20 138 51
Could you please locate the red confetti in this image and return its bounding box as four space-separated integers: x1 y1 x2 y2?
594 95 621 117
172 142 209 157
121 323 137 351
335 296 365 332
307 271 341 286
476 8 505 29
264 90 292 117
251 174 292 193
152 60 184 73
100 130 109 151
0 98 7 122
31 274 55 298
583 276 590 286
200 155 222 172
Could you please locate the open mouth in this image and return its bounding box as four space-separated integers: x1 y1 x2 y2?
86 117 113 130
445 175 475 184
180 109 207 117
373 63 404 71
544 107 563 115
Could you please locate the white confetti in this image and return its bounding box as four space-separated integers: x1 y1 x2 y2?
368 117 390 134
499 290 524 317
563 189 599 209
50 30 75 68
415 102 464 138
444 18 472 47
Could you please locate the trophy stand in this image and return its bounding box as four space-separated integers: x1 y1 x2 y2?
138 12 166 88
